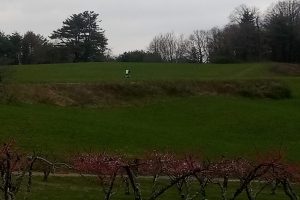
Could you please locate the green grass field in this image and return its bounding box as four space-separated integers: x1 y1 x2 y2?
16 176 299 200
8 62 277 83
1 62 300 160
1 96 300 160
1 62 300 199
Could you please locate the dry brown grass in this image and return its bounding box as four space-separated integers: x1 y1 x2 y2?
0 80 291 107
271 63 300 76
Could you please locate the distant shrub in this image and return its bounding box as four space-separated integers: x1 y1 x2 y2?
117 50 162 63
209 56 241 64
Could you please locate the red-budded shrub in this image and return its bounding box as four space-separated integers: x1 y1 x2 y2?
72 150 300 200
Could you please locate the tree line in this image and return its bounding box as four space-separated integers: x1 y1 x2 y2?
120 0 300 63
1 0 300 65
0 11 108 65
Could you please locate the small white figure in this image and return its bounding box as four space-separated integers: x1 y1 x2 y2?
125 69 131 78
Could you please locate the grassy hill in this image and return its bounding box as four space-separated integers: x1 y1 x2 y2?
8 62 277 83
0 62 300 161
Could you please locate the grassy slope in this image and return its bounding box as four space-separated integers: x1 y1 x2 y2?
1 62 300 160
10 62 276 83
1 96 300 160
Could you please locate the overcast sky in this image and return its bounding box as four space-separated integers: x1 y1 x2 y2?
0 0 276 55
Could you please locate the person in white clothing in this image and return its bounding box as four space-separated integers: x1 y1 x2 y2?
125 69 131 78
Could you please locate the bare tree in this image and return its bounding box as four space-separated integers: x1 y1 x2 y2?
230 4 260 25
149 32 189 63
188 30 209 63
264 0 300 62
0 142 61 200
175 34 190 62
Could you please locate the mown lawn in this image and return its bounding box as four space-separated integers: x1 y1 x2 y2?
16 176 299 200
8 62 277 83
1 94 300 160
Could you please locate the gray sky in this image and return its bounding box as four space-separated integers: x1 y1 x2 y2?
0 0 276 55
